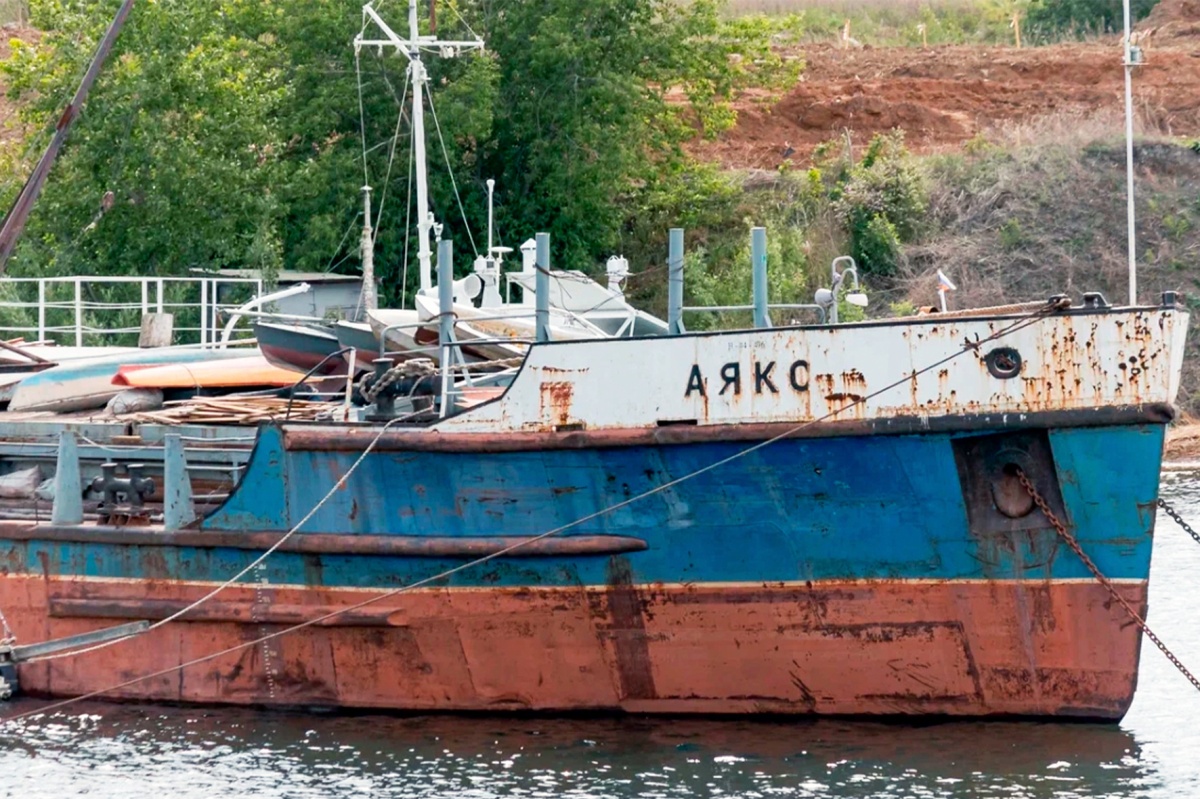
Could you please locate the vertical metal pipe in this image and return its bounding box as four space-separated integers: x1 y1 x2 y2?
437 238 454 347
1123 0 1137 305
535 232 550 343
751 227 770 329
437 238 454 418
36 281 44 342
668 228 684 335
73 279 81 347
200 279 209 346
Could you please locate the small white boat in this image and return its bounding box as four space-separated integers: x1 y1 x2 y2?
414 292 606 342
505 269 668 337
365 309 439 362
366 308 528 365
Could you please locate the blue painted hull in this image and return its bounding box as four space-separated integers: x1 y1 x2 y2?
186 423 1162 587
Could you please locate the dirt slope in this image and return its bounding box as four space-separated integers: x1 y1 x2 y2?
699 30 1200 169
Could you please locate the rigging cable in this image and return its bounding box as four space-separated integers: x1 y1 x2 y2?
0 299 1070 724
425 87 478 257
372 67 411 237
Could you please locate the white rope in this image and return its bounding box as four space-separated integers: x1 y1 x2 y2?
23 413 416 664
0 303 1066 702
425 87 478 256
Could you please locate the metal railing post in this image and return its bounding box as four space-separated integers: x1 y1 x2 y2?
535 232 550 343
200 279 209 346
73 278 82 346
36 280 44 341
751 227 770 329
437 238 455 417
668 228 685 335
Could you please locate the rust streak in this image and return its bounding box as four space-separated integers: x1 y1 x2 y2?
605 556 657 701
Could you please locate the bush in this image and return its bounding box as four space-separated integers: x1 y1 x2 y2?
853 214 903 276
833 132 928 276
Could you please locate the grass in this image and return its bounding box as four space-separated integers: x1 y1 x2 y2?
720 0 1135 48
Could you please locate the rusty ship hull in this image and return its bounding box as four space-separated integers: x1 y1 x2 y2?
0 301 1188 719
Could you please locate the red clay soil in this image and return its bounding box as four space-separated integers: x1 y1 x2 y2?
697 19 1200 169
1142 0 1200 34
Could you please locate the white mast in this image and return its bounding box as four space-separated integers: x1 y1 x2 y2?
356 2 483 293
1122 0 1141 305
408 0 433 292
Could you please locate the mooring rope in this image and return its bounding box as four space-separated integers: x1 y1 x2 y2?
0 299 1070 722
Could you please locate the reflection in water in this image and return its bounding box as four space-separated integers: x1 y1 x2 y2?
0 474 1197 798
0 706 1158 798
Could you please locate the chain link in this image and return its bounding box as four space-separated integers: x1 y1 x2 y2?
1014 468 1200 693
1157 497 1200 547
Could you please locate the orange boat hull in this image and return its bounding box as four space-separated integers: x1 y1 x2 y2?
5 576 1143 718
113 355 301 388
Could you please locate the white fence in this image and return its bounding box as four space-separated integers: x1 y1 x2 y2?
0 275 264 347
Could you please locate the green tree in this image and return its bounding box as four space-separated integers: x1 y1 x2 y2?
2 0 289 278
1027 0 1160 38
2 0 788 307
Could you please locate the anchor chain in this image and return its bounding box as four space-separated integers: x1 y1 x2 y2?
1157 497 1200 547
1015 468 1200 693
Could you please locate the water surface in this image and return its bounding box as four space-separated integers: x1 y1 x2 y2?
2 474 1199 798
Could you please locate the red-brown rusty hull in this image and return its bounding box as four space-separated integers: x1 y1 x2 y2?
4 576 1145 718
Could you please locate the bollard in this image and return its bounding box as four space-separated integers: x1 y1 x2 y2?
50 431 82 525
163 434 196 531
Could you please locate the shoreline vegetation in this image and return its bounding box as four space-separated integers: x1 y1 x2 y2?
1 0 1199 410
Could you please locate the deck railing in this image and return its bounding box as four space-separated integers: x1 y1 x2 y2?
0 275 263 347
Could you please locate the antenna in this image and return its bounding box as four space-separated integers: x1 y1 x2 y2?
356 2 484 294
487 178 495 256
1123 0 1141 305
